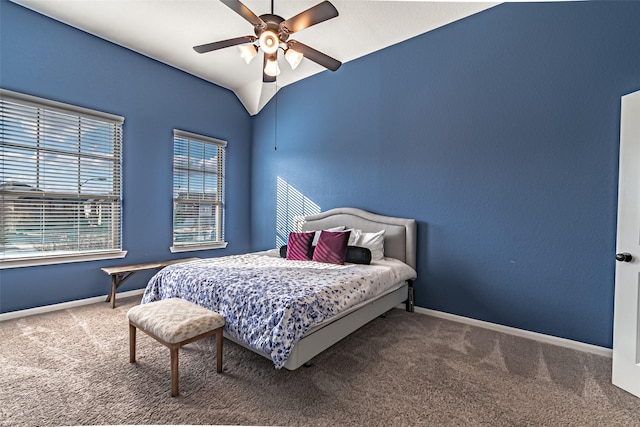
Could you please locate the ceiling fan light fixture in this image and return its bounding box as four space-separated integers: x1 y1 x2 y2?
285 48 303 70
264 55 281 77
259 30 280 54
238 44 258 64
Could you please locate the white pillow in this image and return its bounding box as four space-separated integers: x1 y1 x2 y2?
355 229 385 260
345 228 362 246
312 226 346 245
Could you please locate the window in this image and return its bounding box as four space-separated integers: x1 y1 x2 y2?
171 129 226 252
0 89 125 268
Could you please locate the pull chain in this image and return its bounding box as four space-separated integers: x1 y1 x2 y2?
272 0 277 150
274 82 278 151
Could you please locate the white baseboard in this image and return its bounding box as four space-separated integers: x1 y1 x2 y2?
397 304 613 358
0 288 145 322
2 294 613 359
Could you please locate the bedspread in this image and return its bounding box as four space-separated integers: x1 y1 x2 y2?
141 252 416 368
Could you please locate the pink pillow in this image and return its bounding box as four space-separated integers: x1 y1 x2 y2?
312 231 350 264
286 232 315 261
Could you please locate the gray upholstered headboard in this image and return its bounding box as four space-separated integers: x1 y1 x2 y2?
301 207 417 271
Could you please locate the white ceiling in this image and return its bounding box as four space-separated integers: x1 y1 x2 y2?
10 0 498 115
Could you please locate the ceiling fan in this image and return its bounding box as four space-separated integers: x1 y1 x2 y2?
194 0 342 83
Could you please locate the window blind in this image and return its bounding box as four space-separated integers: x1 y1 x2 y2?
172 129 226 250
0 89 123 263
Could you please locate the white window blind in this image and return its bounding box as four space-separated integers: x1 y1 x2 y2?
0 89 124 266
172 129 226 251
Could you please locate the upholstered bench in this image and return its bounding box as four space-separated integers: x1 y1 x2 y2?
127 298 225 397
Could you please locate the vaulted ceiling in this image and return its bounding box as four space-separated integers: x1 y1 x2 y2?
11 0 498 115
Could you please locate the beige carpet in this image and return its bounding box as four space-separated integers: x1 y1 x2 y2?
1 295 639 426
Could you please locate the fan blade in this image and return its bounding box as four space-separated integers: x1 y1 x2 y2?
280 1 339 34
220 0 265 28
263 55 276 83
193 36 256 53
287 40 341 71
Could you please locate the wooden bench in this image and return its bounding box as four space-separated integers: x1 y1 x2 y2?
127 298 225 397
101 257 199 308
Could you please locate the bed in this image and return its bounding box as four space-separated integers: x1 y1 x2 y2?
141 207 417 370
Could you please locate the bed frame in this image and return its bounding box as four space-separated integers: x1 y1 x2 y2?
228 207 417 370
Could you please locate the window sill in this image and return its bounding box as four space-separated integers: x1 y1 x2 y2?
0 250 128 270
170 242 228 253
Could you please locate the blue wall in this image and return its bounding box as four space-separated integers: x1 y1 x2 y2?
251 2 640 348
0 1 253 312
3 1 640 350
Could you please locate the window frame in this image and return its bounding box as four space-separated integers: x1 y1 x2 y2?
0 89 126 269
170 129 227 253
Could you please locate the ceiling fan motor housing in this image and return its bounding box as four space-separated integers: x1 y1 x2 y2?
256 14 289 42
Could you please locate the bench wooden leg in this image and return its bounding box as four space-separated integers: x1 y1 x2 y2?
110 274 118 309
170 345 179 397
129 323 136 363
216 328 223 373
106 272 133 308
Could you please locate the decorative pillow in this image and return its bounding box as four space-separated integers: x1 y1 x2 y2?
311 226 345 246
286 231 315 261
355 229 385 260
345 246 371 265
283 243 371 264
312 230 350 264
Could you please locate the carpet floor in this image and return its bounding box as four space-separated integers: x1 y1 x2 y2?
1 295 639 426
